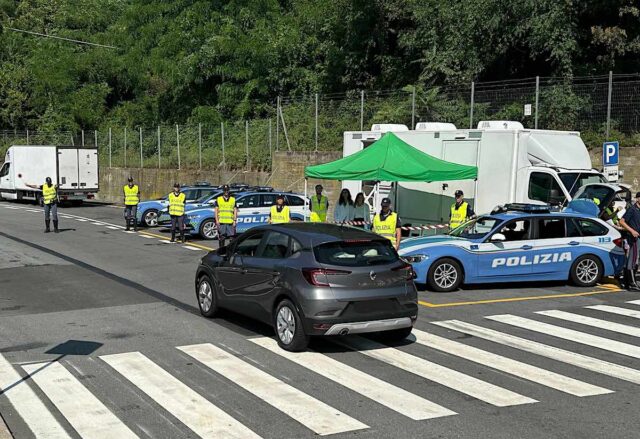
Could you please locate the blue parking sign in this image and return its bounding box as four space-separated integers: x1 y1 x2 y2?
603 141 619 166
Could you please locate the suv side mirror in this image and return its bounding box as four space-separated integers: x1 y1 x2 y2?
490 233 506 242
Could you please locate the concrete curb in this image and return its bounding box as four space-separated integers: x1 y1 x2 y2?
0 413 13 439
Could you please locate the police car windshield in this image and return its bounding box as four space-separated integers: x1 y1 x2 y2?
559 173 607 197
195 192 221 203
449 216 501 239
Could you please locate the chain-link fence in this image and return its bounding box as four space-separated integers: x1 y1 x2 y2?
3 72 640 171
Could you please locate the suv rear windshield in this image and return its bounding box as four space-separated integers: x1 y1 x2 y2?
314 240 399 267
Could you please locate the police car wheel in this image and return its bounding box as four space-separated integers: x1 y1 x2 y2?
197 275 219 317
428 258 463 292
570 255 603 287
199 219 218 240
143 209 158 227
273 299 309 352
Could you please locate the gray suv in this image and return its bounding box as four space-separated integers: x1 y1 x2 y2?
195 223 418 351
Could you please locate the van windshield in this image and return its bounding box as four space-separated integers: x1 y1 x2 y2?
559 173 607 197
449 216 502 239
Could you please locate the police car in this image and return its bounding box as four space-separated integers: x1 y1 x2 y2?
158 191 309 239
399 203 625 292
136 183 220 227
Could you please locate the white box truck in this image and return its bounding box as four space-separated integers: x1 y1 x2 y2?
342 121 608 225
0 145 99 203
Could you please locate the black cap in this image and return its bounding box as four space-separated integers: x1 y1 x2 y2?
223 184 230 192
173 183 180 188
381 197 391 206
276 193 285 199
315 184 323 190
45 177 52 184
635 192 640 199
127 176 133 182
455 190 463 197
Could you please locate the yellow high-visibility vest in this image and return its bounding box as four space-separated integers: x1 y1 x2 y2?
123 184 140 205
310 195 327 222
216 196 236 224
168 192 186 216
372 212 398 245
450 201 469 229
42 183 57 205
270 205 290 224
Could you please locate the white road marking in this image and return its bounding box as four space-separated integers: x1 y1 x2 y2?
487 314 640 359
22 361 137 439
178 343 366 435
159 240 171 244
0 356 70 439
250 337 455 420
411 329 610 397
106 226 120 230
183 245 202 251
4 207 19 209
74 218 88 222
101 352 260 439
537 309 640 338
586 304 640 319
92 223 103 226
338 336 536 407
122 231 136 234
434 320 640 385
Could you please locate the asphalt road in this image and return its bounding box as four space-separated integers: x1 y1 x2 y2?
1 200 640 438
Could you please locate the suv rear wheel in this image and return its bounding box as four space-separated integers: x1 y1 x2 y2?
570 255 602 287
273 299 309 352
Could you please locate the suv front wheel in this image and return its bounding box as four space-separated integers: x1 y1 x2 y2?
273 299 309 352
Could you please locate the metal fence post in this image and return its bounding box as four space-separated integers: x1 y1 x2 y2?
81 129 85 147
221 122 226 168
108 127 112 168
360 90 364 131
315 93 319 152
535 76 540 129
198 122 202 170
124 127 127 168
94 130 98 149
139 127 143 168
26 129 29 145
176 124 181 170
245 120 250 170
411 86 416 129
606 70 613 140
276 97 280 152
469 81 475 129
268 118 272 165
157 125 161 169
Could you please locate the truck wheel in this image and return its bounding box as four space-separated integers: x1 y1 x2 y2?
570 255 602 287
199 219 218 240
273 299 309 352
143 209 159 227
427 258 463 292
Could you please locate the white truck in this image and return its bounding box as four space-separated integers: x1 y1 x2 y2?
342 121 608 225
0 145 99 204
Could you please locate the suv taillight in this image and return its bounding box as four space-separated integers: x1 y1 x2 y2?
393 262 417 280
614 237 624 248
302 268 351 287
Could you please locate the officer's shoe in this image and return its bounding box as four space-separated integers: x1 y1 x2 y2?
181 236 186 244
45 220 50 233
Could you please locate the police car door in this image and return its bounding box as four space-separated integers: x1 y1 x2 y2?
531 217 581 277
476 219 534 279
235 194 261 233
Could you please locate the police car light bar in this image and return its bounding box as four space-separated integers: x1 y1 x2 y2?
491 203 551 214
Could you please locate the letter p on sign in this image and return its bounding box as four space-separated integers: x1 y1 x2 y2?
603 141 619 166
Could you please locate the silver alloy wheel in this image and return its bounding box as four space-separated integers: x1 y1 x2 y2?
144 211 158 226
202 221 218 239
434 263 458 289
276 306 295 345
576 258 599 284
198 280 213 312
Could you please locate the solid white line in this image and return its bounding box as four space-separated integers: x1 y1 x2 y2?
92 223 103 226
337 337 536 407
487 314 640 359
586 304 640 319
106 226 119 230
178 343 366 435
0 356 70 439
250 337 455 420
433 320 640 385
183 245 202 251
101 352 260 439
74 218 87 222
537 309 640 338
22 361 138 439
411 329 610 397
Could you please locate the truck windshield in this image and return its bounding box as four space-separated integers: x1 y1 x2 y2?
449 216 502 239
559 173 607 197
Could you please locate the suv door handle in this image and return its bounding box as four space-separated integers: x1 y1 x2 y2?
521 245 533 250
252 211 260 214
568 241 580 246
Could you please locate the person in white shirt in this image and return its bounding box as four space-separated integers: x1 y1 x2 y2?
334 188 354 223
353 192 370 228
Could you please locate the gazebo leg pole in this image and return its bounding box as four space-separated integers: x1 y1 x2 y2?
304 178 308 222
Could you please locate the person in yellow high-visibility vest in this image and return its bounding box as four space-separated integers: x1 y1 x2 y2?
310 184 328 222
215 184 238 248
372 198 402 250
123 176 140 231
168 183 186 243
26 177 59 233
449 190 475 230
269 194 290 224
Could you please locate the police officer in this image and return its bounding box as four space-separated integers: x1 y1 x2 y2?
215 184 237 248
269 194 290 224
168 183 186 243
620 192 640 290
310 184 328 223
26 178 59 233
449 190 475 229
123 176 140 231
372 198 402 250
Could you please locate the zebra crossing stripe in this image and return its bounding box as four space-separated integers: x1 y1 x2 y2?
586 304 640 319
411 329 611 397
338 336 536 407
183 245 202 251
21 361 138 439
250 337 455 420
537 310 640 338
487 314 640 359
628 300 640 306
101 352 260 439
0 356 70 439
178 343 367 435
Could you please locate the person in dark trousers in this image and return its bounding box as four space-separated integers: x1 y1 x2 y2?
620 192 640 290
215 185 238 248
123 176 140 231
26 177 59 233
168 183 186 243
449 190 475 229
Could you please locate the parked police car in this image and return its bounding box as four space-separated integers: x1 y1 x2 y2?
158 191 309 239
136 183 220 227
399 203 625 292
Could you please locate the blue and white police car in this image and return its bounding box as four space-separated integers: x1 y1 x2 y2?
136 184 220 227
399 203 625 292
158 191 309 239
